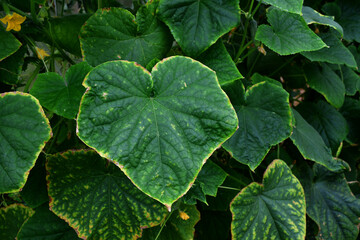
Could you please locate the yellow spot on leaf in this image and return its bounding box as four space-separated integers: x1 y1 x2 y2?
36 47 50 59
179 210 190 220
0 12 26 31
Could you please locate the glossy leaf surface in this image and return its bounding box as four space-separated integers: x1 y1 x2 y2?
0 92 52 193
230 160 306 240
47 150 168 240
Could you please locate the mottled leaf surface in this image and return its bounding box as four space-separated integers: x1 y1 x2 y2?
80 4 172 66
0 92 52 193
222 81 292 170
0 28 21 61
77 56 238 206
304 63 345 108
141 204 200 240
196 40 243 85
183 160 227 204
262 0 303 14
0 204 34 240
230 160 306 240
301 32 356 68
17 203 80 240
158 0 240 56
302 6 343 36
46 150 167 240
30 62 93 119
255 8 326 55
296 163 360 240
297 101 348 154
290 109 347 172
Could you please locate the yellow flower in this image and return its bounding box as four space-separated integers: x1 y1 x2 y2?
179 210 190 220
0 12 26 31
36 47 50 59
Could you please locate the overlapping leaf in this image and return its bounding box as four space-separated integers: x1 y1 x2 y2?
230 160 306 240
0 46 26 85
0 92 52 193
80 3 172 66
262 0 303 14
77 56 238 206
158 0 240 56
341 66 360 96
255 8 326 55
222 80 292 170
251 73 282 87
46 150 168 240
30 62 93 119
0 28 21 61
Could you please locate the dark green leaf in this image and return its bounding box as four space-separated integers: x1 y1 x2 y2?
304 63 345 108
196 39 243 85
255 8 326 55
158 0 240 56
17 203 80 240
0 46 26 85
263 0 303 14
46 150 168 240
250 73 282 87
30 62 93 119
340 97 360 144
230 160 306 240
76 56 238 206
341 65 360 96
195 210 232 240
80 4 172 66
222 81 292 170
290 109 348 172
0 204 34 240
0 92 52 193
0 28 21 61
297 101 348 154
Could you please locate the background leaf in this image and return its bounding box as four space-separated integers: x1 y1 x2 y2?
0 28 21 61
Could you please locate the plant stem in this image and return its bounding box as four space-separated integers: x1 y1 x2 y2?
98 0 103 9
30 0 39 23
23 64 41 93
277 144 280 159
269 55 297 77
1 0 10 14
8 4 31 18
246 52 260 78
218 186 242 191
155 211 173 240
236 0 255 61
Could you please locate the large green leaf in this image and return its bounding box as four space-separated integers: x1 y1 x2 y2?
297 101 348 154
0 92 52 193
140 204 200 240
0 204 34 240
46 150 168 240
222 80 292 170
0 28 21 61
304 63 345 108
341 65 360 96
296 163 360 240
301 32 357 68
196 39 243 85
183 160 227 205
76 56 238 206
0 46 26 85
80 3 172 67
255 8 326 55
302 6 343 36
17 204 80 240
290 109 348 172
230 160 306 240
158 0 240 56
262 0 303 14
30 62 93 119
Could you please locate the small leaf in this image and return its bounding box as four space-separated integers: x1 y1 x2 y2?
230 160 306 240
183 160 227 205
290 109 348 172
76 56 238 206
80 4 172 66
158 0 240 56
30 62 93 119
302 6 343 36
0 27 21 61
46 150 168 240
17 203 80 240
0 204 34 240
0 92 52 193
255 8 326 55
304 63 345 108
196 39 243 85
222 81 292 170
262 0 303 14
296 163 360 240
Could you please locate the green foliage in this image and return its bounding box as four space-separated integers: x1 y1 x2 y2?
1 0 360 239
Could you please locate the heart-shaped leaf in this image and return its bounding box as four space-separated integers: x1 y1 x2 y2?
255 8 326 55
77 56 238 206
222 80 292 170
230 160 306 240
30 62 93 119
0 28 21 61
262 0 303 14
80 3 172 67
158 0 240 56
46 150 168 240
0 92 52 193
